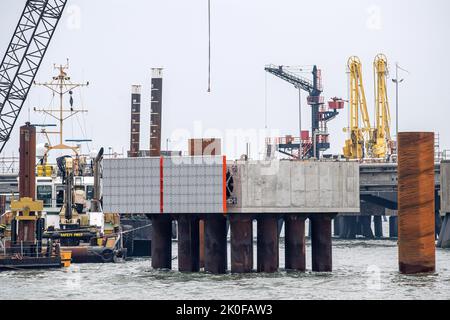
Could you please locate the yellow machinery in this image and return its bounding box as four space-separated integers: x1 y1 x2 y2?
10 197 44 246
373 54 393 158
37 165 53 177
343 56 373 159
343 54 393 160
0 197 71 269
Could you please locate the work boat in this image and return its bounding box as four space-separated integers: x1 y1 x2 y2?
32 63 126 263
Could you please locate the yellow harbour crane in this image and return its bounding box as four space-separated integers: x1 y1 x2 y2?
373 54 393 158
343 56 373 159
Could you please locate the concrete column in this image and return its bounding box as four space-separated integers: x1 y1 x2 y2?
178 215 199 272
435 211 442 240
311 216 333 272
257 215 279 273
333 217 340 237
438 214 450 248
336 216 346 239
389 216 398 238
359 216 374 239
285 215 306 272
230 215 253 273
151 215 172 270
373 216 383 238
204 214 227 274
339 216 357 239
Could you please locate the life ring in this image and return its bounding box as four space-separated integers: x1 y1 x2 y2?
100 248 114 263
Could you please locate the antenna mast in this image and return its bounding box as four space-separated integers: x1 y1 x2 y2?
33 61 89 161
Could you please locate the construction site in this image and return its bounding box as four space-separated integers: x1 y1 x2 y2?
0 0 450 303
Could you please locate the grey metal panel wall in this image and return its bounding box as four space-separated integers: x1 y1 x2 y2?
163 157 224 213
103 158 160 214
228 160 360 213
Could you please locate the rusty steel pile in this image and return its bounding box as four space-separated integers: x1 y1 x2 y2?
398 132 436 274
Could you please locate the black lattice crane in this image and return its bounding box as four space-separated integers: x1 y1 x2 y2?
0 0 68 154
265 65 343 159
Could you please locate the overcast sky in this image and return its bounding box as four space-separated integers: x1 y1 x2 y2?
1 0 449 160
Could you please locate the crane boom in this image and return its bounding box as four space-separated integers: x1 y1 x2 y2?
264 65 318 94
373 54 392 158
344 56 372 159
0 0 68 154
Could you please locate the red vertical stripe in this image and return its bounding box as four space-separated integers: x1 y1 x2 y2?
160 156 164 214
222 155 227 215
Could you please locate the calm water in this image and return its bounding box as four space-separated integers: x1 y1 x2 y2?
1 223 450 300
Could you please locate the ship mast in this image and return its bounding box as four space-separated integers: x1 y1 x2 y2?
33 61 89 162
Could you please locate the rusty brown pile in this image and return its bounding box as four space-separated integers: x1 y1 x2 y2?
19 123 36 199
398 132 435 274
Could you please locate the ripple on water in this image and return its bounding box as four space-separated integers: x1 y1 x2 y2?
1 240 450 300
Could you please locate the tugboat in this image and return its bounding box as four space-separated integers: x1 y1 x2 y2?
0 123 71 271
0 62 159 260
42 147 126 263
6 62 127 263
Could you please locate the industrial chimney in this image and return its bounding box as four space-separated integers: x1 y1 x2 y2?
150 68 163 157
129 85 141 158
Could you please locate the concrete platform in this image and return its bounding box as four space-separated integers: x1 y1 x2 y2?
103 157 360 215
227 160 359 214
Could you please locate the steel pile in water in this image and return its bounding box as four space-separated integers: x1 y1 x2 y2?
398 132 435 274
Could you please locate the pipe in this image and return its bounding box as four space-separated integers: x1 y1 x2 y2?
230 215 253 273
178 215 200 272
204 214 227 274
205 214 227 274
398 132 435 274
257 215 278 273
19 123 36 199
285 215 306 271
311 216 333 272
151 214 172 270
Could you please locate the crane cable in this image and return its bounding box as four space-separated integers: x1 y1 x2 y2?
207 0 211 93
265 72 268 129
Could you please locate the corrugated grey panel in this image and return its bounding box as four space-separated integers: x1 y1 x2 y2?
163 156 224 213
103 158 160 214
